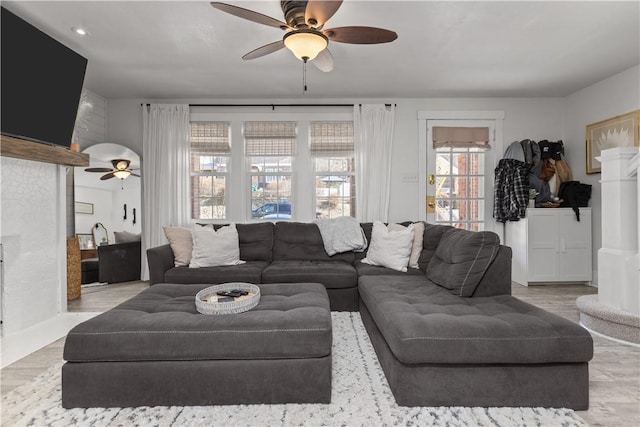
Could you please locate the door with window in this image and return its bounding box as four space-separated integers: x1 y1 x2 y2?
425 120 497 233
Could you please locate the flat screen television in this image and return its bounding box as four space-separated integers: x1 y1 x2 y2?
1 7 88 148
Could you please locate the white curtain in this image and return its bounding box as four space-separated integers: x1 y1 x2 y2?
141 104 190 279
354 104 396 222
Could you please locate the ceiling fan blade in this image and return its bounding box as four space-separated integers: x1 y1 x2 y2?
100 172 116 180
305 0 343 28
242 40 285 60
210 2 288 30
112 159 130 170
130 173 141 178
312 48 334 72
85 167 113 173
324 26 398 44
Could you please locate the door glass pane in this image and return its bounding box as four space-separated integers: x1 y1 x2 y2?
436 153 450 174
434 148 486 230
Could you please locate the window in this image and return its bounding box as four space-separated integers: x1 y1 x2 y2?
311 121 355 219
190 121 230 220
244 121 296 219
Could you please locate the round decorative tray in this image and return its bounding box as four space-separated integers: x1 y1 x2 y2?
195 283 261 315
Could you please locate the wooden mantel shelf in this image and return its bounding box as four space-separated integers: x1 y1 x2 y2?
1 134 89 166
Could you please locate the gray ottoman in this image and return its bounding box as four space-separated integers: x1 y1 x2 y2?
62 282 332 408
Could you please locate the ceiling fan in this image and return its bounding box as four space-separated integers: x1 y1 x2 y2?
210 0 398 72
85 159 140 181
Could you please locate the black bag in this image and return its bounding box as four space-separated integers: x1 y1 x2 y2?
559 181 592 221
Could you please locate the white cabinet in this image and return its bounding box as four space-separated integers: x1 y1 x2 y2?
505 208 592 286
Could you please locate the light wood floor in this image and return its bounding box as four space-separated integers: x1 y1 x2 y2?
1 281 638 427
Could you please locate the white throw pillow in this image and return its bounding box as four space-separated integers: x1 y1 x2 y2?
163 226 193 267
409 221 425 269
189 224 245 268
361 221 414 272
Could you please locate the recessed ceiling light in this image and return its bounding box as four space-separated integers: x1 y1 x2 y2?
71 26 89 36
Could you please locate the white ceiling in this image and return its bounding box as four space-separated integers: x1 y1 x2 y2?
4 1 639 99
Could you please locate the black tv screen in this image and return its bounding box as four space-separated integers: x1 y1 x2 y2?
1 7 88 148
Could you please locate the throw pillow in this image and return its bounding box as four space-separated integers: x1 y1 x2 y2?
426 228 500 297
189 224 245 268
361 221 414 272
113 231 141 244
387 222 425 269
163 226 193 267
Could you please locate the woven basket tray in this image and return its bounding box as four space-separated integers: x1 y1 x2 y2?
195 283 261 315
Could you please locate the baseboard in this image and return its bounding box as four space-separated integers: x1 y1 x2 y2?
1 312 100 368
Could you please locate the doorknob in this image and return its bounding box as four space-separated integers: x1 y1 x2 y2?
427 196 435 213
428 174 435 185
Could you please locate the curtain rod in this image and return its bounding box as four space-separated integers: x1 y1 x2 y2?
141 103 395 109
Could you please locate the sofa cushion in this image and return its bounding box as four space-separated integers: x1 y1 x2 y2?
415 223 454 271
214 222 273 262
426 228 500 297
164 261 268 285
355 260 424 277
272 222 354 263
358 276 594 365
263 260 357 289
64 283 332 362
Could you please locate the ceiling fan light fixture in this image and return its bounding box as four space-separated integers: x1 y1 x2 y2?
113 170 131 180
283 30 327 61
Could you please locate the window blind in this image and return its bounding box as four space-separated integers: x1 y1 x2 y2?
244 121 296 156
190 122 230 155
433 126 491 150
310 121 354 156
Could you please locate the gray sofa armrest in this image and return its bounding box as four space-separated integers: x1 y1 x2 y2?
147 244 175 285
471 245 513 297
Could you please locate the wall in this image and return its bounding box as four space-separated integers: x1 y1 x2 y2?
75 186 114 242
110 182 142 237
564 65 640 284
75 183 141 244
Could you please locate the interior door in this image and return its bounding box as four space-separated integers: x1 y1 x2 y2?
426 120 497 233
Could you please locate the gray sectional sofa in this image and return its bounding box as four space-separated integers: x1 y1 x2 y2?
146 220 593 409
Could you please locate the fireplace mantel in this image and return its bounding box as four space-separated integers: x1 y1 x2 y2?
1 134 89 166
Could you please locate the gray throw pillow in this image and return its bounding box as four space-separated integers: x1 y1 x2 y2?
426 229 500 297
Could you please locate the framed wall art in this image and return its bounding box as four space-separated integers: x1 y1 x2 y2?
75 201 94 214
586 110 640 174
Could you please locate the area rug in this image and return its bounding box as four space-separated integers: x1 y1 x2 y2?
2 313 586 427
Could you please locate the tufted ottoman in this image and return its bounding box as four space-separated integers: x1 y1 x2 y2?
62 282 332 408
358 276 593 409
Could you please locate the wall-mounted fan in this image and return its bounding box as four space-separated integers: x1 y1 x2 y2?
85 159 140 181
210 0 398 72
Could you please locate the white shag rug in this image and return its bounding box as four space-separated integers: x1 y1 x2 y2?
2 312 586 427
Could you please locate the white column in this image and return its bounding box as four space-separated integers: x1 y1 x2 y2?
597 147 639 315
